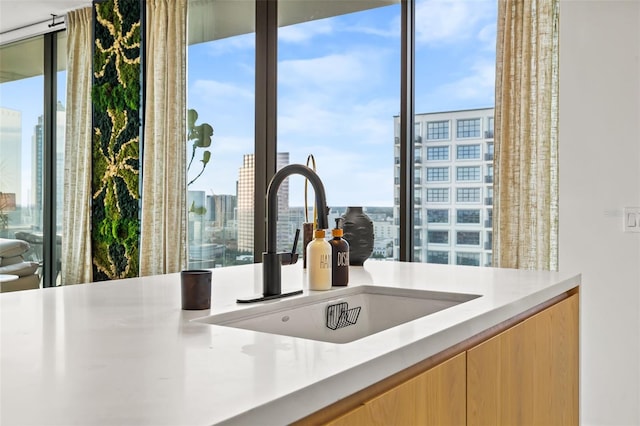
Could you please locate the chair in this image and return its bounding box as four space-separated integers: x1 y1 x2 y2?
0 238 40 292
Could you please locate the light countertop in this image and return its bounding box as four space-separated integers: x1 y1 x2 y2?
0 261 580 425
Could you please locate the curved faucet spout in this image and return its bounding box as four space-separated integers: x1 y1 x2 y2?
266 164 329 254
244 164 330 300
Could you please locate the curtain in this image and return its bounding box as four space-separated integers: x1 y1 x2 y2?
62 7 93 285
140 0 188 276
493 0 559 271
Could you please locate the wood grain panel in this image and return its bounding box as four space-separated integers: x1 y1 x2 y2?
467 293 579 426
327 353 466 426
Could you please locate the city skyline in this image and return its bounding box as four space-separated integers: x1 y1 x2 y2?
187 0 496 207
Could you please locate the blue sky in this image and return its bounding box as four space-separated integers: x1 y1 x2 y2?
0 0 496 209
187 0 496 207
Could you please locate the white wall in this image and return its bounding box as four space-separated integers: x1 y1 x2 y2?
559 1 640 425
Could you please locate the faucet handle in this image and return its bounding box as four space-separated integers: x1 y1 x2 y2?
280 229 300 266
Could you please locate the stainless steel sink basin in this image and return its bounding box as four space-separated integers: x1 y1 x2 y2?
194 285 480 344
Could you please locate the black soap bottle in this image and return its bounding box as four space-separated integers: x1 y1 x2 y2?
329 218 349 286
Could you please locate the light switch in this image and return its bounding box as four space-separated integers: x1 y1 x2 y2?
624 207 640 233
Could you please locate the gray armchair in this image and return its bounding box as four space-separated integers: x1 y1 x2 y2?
0 238 40 292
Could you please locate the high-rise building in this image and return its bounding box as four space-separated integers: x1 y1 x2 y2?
394 107 494 267
0 108 22 207
237 152 290 253
237 154 254 253
32 101 66 230
209 194 236 227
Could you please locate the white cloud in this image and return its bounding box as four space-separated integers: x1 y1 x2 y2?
415 0 494 45
279 53 367 89
191 79 253 101
477 22 497 51
429 59 495 106
279 19 334 43
284 146 394 207
201 33 254 56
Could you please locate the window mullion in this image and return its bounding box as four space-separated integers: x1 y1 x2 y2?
399 0 415 261
42 32 56 287
254 0 278 262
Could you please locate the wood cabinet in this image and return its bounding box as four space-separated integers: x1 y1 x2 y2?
296 290 579 426
327 353 466 426
467 293 579 425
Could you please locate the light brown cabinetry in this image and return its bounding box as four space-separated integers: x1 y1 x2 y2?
467 293 579 425
296 290 579 426
327 353 466 426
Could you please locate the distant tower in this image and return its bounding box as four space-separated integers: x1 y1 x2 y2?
0 108 22 208
237 154 255 253
236 153 290 253
32 101 66 230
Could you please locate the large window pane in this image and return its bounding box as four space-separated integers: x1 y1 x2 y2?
0 37 45 285
187 0 256 268
277 1 400 260
0 33 66 287
405 0 497 266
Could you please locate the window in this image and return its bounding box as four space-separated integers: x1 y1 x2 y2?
415 122 422 143
187 0 256 266
486 117 494 138
485 164 494 183
456 144 480 160
427 146 449 161
426 188 449 203
0 32 66 287
486 187 494 205
426 120 449 140
427 209 449 223
456 118 481 138
456 252 480 266
485 230 493 249
427 230 449 244
414 168 422 185
457 209 480 224
456 188 481 203
485 208 493 227
278 1 400 259
457 166 481 181
485 142 494 161
427 167 449 182
457 231 480 245
414 147 422 163
427 250 449 264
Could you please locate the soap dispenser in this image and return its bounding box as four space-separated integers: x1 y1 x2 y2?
329 218 349 286
307 229 332 290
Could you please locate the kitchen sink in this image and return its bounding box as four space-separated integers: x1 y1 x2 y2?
194 285 480 344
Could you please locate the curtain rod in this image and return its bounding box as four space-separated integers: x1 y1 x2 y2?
0 15 67 46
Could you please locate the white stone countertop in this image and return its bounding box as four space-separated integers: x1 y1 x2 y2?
0 261 580 425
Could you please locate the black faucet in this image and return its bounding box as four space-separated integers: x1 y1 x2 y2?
237 164 329 303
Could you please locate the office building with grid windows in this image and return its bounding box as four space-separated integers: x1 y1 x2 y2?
393 107 494 267
237 152 290 253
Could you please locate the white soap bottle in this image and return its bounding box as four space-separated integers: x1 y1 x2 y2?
307 229 332 290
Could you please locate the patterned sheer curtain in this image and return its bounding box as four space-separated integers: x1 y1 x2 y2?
62 7 93 285
139 0 188 275
493 0 560 271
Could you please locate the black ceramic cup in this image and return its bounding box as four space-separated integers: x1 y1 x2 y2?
181 270 212 310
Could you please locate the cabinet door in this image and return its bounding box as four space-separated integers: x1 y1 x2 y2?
467 294 579 426
328 352 466 426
